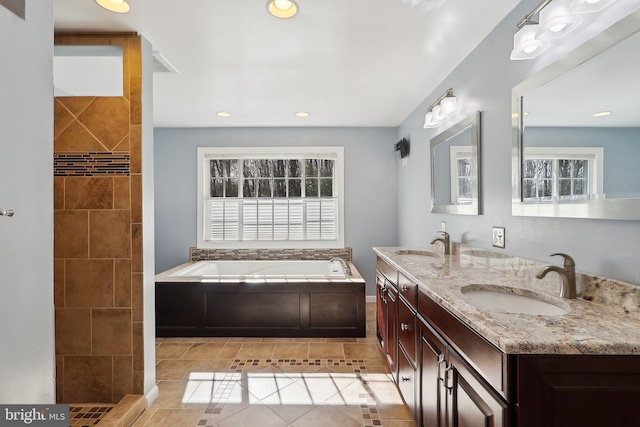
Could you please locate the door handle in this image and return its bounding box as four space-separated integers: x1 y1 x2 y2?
0 209 14 217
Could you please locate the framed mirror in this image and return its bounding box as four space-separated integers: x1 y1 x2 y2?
431 112 481 215
512 11 640 220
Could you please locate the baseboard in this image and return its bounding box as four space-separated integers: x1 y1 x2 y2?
145 385 159 407
366 295 376 303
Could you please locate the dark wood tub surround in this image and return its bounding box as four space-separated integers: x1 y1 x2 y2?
155 262 366 338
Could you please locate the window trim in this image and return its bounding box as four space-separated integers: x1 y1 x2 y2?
197 146 345 249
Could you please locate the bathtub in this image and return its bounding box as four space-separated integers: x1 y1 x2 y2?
155 259 366 338
166 259 348 281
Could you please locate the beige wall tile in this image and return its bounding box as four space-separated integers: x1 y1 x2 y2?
131 223 143 273
112 356 133 402
54 119 107 152
90 210 131 259
113 177 130 210
78 97 130 151
132 322 144 371
131 273 143 321
54 259 65 307
65 259 113 307
63 356 113 403
130 174 142 223
55 96 95 116
65 177 114 209
92 308 132 355
54 177 65 209
130 126 141 174
54 99 75 138
55 308 91 355
54 210 88 259
115 259 132 308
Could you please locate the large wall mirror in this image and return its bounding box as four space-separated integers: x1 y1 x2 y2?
431 112 481 215
512 10 640 220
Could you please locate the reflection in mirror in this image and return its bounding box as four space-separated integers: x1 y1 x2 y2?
431 112 481 215
512 10 640 220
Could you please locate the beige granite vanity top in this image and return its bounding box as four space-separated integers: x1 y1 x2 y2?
374 246 640 355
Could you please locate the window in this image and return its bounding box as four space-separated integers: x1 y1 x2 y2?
449 146 473 205
522 147 603 202
197 147 344 249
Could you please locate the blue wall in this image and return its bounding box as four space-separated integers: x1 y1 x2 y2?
154 127 398 294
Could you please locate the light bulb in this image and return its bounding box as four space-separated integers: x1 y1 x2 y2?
274 0 293 10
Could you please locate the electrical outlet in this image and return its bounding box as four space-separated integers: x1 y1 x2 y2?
492 227 505 248
441 221 446 232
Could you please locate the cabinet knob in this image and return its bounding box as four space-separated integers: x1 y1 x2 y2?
401 285 409 292
0 209 14 217
401 323 409 331
401 376 411 382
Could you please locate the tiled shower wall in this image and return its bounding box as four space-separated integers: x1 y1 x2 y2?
53 33 144 404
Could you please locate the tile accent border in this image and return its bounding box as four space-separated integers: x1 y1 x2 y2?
196 358 381 427
190 247 353 262
54 152 130 176
69 405 113 426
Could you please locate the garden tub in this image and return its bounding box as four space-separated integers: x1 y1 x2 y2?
155 259 366 338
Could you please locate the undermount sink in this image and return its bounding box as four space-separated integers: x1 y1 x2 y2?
460 284 570 316
395 249 437 257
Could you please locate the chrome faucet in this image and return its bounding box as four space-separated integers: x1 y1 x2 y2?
535 253 577 299
431 231 450 255
330 257 352 276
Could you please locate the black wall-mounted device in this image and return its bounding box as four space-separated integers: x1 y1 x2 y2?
395 137 410 159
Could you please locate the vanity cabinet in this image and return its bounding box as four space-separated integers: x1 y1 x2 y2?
376 258 398 374
419 292 508 427
376 251 640 427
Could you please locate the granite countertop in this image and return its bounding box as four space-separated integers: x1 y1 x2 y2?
374 246 640 355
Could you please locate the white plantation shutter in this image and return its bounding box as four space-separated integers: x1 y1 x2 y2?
207 199 239 241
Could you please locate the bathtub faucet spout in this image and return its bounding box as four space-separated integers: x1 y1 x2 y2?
330 257 353 277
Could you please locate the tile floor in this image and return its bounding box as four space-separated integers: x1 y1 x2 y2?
69 405 113 426
132 303 416 427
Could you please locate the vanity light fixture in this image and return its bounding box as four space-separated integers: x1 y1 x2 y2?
570 0 618 14
536 0 583 39
267 0 299 19
510 0 620 60
96 0 131 13
511 22 551 60
423 89 458 129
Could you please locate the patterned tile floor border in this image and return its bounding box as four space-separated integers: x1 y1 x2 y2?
69 405 113 426
195 358 382 427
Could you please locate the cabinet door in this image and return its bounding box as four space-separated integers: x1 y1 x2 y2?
398 344 417 419
386 283 398 375
376 274 386 347
420 320 447 427
448 349 508 427
398 297 417 365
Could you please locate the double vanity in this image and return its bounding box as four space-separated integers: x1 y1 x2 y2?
374 246 640 427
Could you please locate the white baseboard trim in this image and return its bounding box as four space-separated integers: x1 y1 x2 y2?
365 295 376 303
145 385 159 407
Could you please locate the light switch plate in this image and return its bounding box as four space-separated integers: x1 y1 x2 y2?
492 227 505 248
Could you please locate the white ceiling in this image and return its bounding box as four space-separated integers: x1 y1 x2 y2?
52 0 520 128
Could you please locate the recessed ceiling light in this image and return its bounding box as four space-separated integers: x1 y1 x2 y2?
216 112 232 118
267 0 299 19
96 0 131 13
592 111 612 117
295 112 310 118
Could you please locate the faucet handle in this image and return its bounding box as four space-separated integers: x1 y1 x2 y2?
549 253 575 268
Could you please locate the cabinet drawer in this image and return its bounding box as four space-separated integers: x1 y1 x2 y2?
398 297 417 366
377 257 397 285
398 273 417 308
418 289 507 398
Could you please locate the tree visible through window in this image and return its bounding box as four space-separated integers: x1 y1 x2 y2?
197 147 344 249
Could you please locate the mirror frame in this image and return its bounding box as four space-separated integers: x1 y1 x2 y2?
431 111 481 215
512 10 640 220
